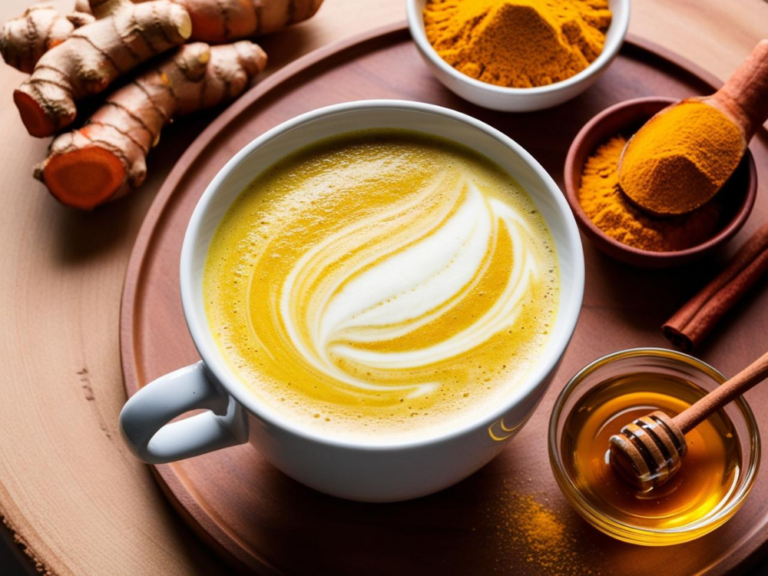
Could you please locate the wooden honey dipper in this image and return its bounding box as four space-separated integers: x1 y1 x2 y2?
609 351 768 492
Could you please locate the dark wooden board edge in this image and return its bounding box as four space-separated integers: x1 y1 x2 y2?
119 21 768 575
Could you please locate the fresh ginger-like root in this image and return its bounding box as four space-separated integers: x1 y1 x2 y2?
36 41 267 210
14 0 192 138
0 4 94 73
180 0 325 43
94 0 325 42
2 0 322 75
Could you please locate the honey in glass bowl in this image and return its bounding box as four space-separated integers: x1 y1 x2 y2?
562 373 741 530
549 348 760 545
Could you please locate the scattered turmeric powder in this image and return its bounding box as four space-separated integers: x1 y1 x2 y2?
619 100 744 215
483 488 602 575
578 135 723 252
423 0 612 88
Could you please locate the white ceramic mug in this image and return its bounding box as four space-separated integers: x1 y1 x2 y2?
119 101 585 502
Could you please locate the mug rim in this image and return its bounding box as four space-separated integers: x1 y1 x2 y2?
179 100 585 451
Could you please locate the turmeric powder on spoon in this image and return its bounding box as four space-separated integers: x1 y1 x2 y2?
618 101 744 216
577 41 768 253
423 0 612 88
619 40 768 216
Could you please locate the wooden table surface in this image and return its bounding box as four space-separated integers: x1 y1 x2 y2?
0 1 766 574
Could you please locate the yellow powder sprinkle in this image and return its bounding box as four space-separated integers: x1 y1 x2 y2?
483 489 602 574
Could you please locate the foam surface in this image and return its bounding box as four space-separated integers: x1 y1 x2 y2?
204 131 559 441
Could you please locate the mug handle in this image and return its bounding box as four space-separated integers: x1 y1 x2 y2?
119 362 248 464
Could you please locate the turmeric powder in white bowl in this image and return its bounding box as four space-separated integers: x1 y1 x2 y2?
407 0 631 112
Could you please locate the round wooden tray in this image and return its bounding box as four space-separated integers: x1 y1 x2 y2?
121 23 768 575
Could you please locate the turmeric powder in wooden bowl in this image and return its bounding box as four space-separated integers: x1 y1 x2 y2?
564 98 757 268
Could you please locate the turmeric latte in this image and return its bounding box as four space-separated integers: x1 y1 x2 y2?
204 131 559 442
423 0 611 88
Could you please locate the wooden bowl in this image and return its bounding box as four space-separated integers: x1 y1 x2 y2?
563 97 758 268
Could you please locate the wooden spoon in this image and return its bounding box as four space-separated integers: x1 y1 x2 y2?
618 40 768 216
608 351 768 492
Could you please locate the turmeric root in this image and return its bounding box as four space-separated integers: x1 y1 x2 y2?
14 0 192 138
1 0 324 74
0 4 94 74
35 41 267 210
178 0 324 43
79 0 324 43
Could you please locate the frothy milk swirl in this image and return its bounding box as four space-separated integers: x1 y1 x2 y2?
273 172 540 398
206 132 559 439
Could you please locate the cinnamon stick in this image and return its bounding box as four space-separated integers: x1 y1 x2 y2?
663 222 768 351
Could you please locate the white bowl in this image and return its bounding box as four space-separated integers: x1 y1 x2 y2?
407 0 631 112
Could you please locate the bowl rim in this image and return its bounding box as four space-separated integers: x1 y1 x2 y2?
563 96 758 261
406 0 631 96
548 347 761 543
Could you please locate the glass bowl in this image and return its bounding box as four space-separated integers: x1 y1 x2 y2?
549 348 760 545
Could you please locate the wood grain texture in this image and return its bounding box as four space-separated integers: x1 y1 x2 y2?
122 27 768 575
0 0 766 574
